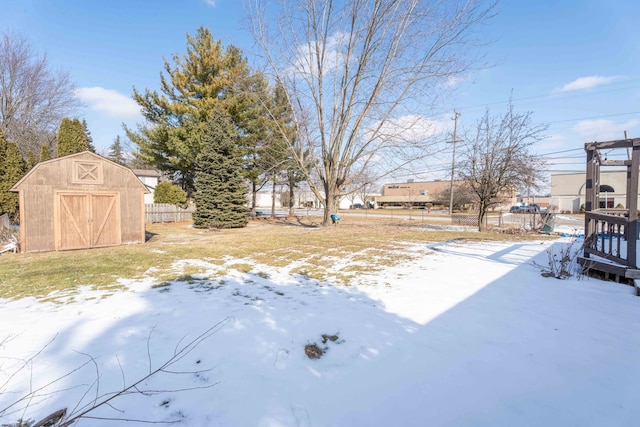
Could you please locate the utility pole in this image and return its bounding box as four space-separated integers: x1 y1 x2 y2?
448 110 461 216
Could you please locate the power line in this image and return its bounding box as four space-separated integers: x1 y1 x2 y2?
536 147 583 156
427 80 640 135
547 111 640 125
541 154 584 160
444 79 640 115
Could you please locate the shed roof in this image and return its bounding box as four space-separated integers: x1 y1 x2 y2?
10 151 150 193
132 169 162 178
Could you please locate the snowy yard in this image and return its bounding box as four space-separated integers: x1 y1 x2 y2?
1 235 639 426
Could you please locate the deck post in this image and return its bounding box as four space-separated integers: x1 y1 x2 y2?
584 144 596 258
627 143 639 268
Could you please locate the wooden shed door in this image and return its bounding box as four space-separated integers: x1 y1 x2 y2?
57 193 121 250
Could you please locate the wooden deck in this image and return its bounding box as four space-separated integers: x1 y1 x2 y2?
581 138 640 286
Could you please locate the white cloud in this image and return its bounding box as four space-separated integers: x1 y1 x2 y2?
556 75 620 93
365 114 446 144
289 32 350 78
443 75 465 89
75 87 141 119
572 118 639 141
204 0 217 6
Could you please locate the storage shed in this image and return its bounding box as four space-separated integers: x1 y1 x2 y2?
10 151 150 253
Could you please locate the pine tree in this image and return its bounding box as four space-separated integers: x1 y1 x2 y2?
57 118 90 156
39 144 51 161
108 136 127 165
236 73 273 215
0 136 25 217
0 130 6 189
126 26 255 196
82 119 96 152
26 149 36 170
193 111 248 229
269 80 304 217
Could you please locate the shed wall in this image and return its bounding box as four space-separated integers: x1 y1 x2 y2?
14 152 147 252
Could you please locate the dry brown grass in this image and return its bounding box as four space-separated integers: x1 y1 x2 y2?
0 215 549 299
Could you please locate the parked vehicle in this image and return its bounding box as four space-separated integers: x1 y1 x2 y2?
510 204 541 213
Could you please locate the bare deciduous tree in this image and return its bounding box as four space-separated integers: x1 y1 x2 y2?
437 183 475 211
247 0 495 225
0 31 80 158
355 169 378 209
457 103 548 231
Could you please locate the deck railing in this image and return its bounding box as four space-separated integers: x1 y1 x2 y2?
583 209 637 268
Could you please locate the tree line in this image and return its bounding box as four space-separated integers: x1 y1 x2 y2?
0 118 95 217
1 1 548 231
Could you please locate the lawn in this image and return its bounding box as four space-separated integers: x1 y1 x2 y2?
0 216 543 299
2 218 638 427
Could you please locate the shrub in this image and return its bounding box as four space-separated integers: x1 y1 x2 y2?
154 181 188 207
536 233 583 279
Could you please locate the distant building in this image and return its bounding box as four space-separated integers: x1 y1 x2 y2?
375 180 470 209
251 184 378 210
374 180 517 210
375 180 452 208
550 170 633 213
132 169 162 204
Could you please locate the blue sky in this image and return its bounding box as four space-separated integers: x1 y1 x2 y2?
2 0 639 179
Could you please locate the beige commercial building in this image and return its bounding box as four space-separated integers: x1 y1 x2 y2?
374 180 516 210
550 170 633 213
374 180 454 208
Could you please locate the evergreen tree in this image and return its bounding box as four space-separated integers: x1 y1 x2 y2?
0 135 25 217
108 136 127 165
236 73 274 216
0 130 5 190
127 153 155 170
39 144 51 161
233 75 301 217
270 81 304 217
26 149 36 170
57 118 90 156
126 26 254 196
82 119 96 152
193 111 247 229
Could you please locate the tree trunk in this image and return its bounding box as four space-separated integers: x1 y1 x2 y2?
271 177 276 217
250 181 258 217
478 203 488 232
322 181 336 226
288 177 295 217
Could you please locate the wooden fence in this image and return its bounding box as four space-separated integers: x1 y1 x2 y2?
145 204 195 223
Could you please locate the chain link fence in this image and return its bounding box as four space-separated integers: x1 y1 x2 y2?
452 211 552 230
451 213 480 227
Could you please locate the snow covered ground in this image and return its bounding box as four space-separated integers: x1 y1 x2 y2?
2 234 640 426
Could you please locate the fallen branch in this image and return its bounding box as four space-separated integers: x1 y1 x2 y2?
2 317 233 426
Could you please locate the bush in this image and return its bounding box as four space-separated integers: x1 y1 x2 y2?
154 181 188 207
536 233 583 279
